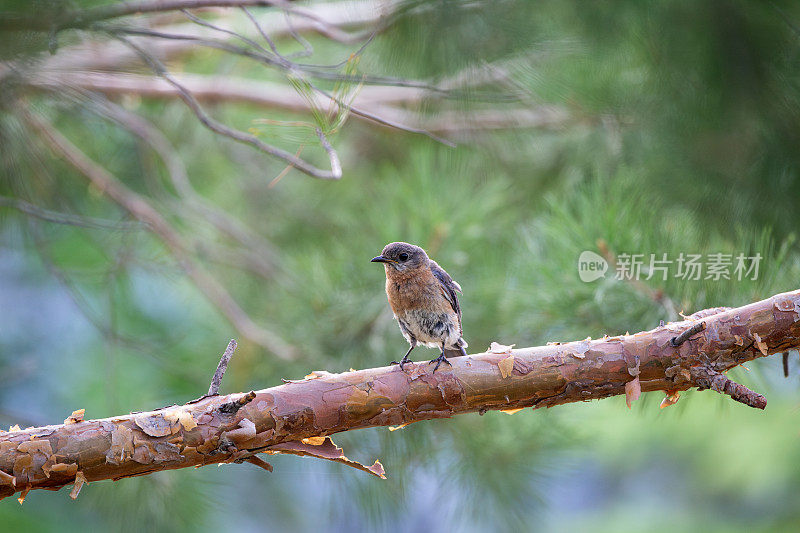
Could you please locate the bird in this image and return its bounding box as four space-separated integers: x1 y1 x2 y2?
371 242 468 371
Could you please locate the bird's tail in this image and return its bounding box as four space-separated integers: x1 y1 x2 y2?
444 338 468 359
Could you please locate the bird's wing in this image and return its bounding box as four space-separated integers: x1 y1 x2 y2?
429 260 462 326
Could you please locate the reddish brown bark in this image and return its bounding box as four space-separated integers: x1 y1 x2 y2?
2 289 799 502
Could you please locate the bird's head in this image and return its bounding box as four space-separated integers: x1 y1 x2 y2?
371 242 429 273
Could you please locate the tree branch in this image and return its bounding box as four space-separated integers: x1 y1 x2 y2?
1 289 798 501
0 1 299 32
15 0 383 75
0 195 141 231
20 107 297 358
87 97 282 279
208 339 238 395
25 71 570 134
115 34 343 180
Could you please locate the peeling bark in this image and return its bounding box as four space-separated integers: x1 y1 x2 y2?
2 289 799 501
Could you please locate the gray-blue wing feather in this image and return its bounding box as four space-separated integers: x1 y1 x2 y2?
429 260 462 329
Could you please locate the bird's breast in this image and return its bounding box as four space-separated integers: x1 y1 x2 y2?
385 270 461 345
385 271 439 313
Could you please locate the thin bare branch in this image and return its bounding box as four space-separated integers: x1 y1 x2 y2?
115 34 343 180
17 0 383 77
241 6 283 57
87 97 281 278
258 0 380 44
279 9 314 58
241 6 376 69
20 107 296 358
315 128 342 178
27 70 571 134
26 221 207 383
309 80 456 146
180 8 275 57
106 24 445 91
208 339 238 395
0 1 291 31
0 195 140 231
27 71 349 112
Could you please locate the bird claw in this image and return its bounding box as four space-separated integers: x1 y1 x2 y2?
428 353 452 372
391 355 412 370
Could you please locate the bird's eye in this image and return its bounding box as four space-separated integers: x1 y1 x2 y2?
398 252 409 262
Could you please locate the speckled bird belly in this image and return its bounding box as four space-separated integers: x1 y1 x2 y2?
396 309 460 348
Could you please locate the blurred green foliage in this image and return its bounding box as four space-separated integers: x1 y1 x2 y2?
1 0 800 531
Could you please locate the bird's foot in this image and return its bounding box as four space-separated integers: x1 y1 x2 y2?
428 353 452 372
390 354 412 370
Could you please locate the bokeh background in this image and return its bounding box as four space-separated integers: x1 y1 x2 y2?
2 0 800 531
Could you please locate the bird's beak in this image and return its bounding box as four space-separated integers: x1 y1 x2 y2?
371 255 392 263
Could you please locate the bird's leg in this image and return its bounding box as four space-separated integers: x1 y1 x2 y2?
391 343 416 370
429 345 453 372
